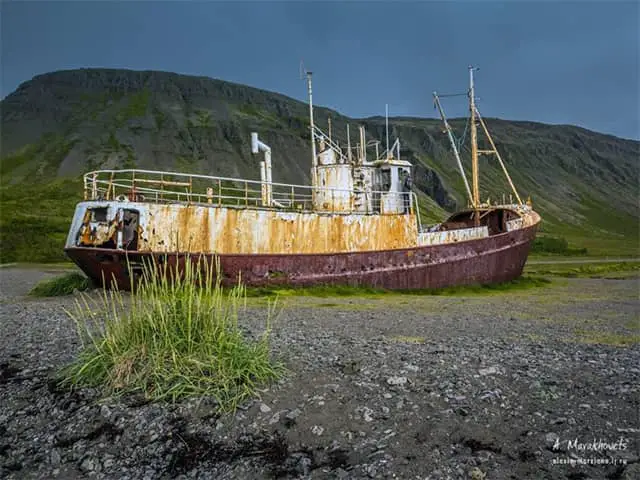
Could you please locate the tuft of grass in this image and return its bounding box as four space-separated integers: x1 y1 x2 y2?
29 272 91 297
58 256 285 411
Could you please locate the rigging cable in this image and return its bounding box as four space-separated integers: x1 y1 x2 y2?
457 115 470 153
437 92 468 98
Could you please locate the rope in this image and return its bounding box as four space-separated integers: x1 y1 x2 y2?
457 116 470 152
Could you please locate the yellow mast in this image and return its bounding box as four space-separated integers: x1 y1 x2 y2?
469 66 480 210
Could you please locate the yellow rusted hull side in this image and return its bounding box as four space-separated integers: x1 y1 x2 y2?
140 204 418 254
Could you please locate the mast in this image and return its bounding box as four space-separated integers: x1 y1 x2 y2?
385 104 390 160
347 124 352 163
305 71 317 188
433 92 473 205
469 65 480 210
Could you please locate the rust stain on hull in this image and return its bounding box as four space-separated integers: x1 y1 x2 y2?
141 204 418 254
65 222 539 292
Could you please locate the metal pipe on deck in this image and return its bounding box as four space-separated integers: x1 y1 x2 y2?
251 132 273 207
260 161 267 205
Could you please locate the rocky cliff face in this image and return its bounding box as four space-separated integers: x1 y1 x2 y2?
1 68 638 239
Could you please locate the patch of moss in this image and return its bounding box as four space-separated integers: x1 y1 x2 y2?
153 107 167 129
195 109 213 128
114 89 150 127
574 331 640 347
244 276 551 299
386 335 426 344
525 262 640 278
400 276 552 296
234 104 281 128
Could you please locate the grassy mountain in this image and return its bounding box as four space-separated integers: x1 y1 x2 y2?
1 68 638 262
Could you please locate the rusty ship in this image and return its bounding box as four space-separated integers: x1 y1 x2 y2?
64 66 541 290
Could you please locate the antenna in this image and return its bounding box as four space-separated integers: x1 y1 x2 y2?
385 104 389 160
347 124 352 163
300 60 317 187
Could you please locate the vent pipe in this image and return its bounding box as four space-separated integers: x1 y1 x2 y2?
251 132 272 207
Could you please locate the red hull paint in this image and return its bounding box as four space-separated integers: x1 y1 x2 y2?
64 223 538 291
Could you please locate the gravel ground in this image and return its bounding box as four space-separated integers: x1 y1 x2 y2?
0 267 638 480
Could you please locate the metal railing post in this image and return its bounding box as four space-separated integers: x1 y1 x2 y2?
107 172 115 200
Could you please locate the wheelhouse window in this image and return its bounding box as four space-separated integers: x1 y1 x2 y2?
380 169 391 191
90 207 108 222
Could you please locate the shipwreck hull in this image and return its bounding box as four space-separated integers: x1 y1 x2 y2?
64 221 538 291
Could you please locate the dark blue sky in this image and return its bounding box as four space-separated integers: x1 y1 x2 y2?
2 1 638 139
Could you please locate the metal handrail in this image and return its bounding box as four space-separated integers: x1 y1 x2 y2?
82 169 418 217
84 169 360 193
312 126 349 163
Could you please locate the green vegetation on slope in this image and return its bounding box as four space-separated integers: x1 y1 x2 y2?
0 178 83 263
531 235 588 256
1 132 77 181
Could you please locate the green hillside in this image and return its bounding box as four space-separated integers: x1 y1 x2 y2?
1 68 638 262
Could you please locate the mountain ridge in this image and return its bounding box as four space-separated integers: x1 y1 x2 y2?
4 67 638 142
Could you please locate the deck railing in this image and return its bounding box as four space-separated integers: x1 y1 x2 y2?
82 169 421 223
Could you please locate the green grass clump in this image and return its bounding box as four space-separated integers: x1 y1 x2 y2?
29 272 91 297
59 257 285 411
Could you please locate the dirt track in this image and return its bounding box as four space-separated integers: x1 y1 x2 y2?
0 267 638 479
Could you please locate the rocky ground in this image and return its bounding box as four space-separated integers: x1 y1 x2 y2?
0 267 638 480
